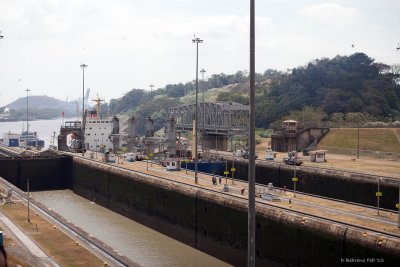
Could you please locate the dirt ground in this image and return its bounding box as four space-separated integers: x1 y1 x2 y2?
257 138 400 179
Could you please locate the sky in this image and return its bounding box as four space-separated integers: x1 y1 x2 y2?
0 0 399 107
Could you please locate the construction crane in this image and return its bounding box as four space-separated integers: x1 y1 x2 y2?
91 95 105 119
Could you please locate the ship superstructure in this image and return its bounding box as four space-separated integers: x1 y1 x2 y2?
84 96 116 152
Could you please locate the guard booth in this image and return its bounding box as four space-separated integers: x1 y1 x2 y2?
310 150 327 163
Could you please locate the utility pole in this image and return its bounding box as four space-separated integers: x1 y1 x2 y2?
0 30 4 39
200 68 206 153
357 126 360 159
248 0 256 266
149 84 155 94
377 177 383 215
25 89 30 135
52 131 56 146
27 178 30 223
80 63 88 156
397 184 400 229
192 36 203 184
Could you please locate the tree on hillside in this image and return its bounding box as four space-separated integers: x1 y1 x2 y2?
271 106 327 128
109 89 147 115
128 96 181 135
256 53 400 127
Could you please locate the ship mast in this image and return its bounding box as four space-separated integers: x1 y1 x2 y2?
91 95 105 119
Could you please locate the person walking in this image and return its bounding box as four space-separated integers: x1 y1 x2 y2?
212 175 217 186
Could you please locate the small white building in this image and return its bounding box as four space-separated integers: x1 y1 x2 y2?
3 132 20 147
310 150 327 163
85 118 114 152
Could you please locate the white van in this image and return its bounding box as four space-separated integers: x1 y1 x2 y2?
124 153 136 162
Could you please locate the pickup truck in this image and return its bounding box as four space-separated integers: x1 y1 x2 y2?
283 157 303 166
234 150 258 159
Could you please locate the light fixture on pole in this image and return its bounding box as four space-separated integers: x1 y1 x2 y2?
377 177 383 215
192 36 203 184
248 0 256 266
25 89 30 135
27 178 30 223
200 68 206 152
80 63 87 155
357 126 360 159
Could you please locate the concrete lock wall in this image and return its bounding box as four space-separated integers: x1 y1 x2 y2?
72 158 400 266
0 157 73 191
230 160 399 210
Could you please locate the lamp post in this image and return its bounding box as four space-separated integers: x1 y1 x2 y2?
27 178 30 223
377 177 383 215
397 183 400 229
292 165 298 198
231 152 236 184
248 0 256 266
149 84 155 94
192 36 203 184
0 30 3 39
52 131 56 146
25 89 30 138
145 156 149 170
357 127 360 159
200 68 206 153
80 63 87 156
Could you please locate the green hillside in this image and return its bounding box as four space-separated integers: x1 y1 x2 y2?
318 128 400 153
108 52 400 133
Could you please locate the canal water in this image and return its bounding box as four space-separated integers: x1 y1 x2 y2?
0 118 68 147
3 118 231 266
32 190 230 267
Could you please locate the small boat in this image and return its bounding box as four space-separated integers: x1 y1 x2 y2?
20 131 44 148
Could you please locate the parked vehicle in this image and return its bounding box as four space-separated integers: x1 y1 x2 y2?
124 152 136 162
234 149 258 159
164 158 181 171
283 151 303 166
283 157 303 165
104 151 116 163
261 193 281 202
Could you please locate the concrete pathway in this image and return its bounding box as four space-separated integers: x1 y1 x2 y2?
0 210 60 267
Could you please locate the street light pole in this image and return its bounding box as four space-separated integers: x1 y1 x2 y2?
80 63 87 156
248 0 256 266
25 89 30 136
200 68 206 153
377 177 382 215
192 36 203 184
357 127 360 159
27 178 30 223
397 184 400 229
